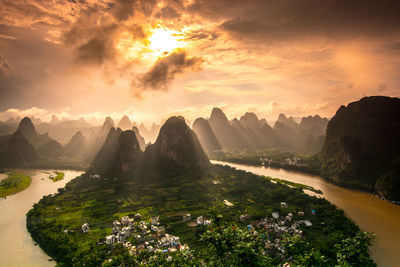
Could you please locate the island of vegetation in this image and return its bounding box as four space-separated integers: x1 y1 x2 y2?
0 172 31 198
27 117 375 266
49 172 65 182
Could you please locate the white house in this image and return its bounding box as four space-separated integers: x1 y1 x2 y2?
204 220 212 226
197 216 204 225
121 216 130 225
113 220 121 228
82 223 90 233
303 220 312 227
106 235 115 245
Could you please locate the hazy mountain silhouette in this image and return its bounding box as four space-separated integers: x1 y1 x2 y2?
193 109 327 153
0 131 40 167
117 115 134 130
138 122 161 143
208 108 249 149
85 117 117 163
38 140 64 159
192 118 221 151
17 117 52 149
231 118 265 149
64 131 88 160
50 115 60 125
132 126 146 151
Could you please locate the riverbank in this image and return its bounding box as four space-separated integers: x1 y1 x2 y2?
0 169 84 267
26 164 372 265
213 160 400 267
48 172 65 182
216 156 400 206
0 172 31 198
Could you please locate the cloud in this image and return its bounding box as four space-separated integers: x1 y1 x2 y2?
75 24 119 64
156 6 181 19
0 56 24 107
134 50 203 95
189 0 400 42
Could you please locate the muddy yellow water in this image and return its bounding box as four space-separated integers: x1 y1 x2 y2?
212 161 400 267
0 170 83 267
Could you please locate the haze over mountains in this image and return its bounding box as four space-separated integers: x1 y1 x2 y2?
193 108 329 153
1 96 399 202
0 108 329 169
0 116 146 168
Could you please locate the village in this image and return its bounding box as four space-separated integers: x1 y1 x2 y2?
81 201 315 260
241 202 315 256
260 157 305 168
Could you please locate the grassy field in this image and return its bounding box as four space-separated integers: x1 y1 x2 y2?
265 176 323 194
49 172 65 182
0 172 31 198
27 164 365 265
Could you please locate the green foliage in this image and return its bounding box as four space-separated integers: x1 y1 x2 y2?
200 220 273 266
266 177 322 194
26 165 375 265
334 232 376 267
375 173 400 200
75 219 375 267
215 149 320 175
282 235 328 266
49 172 65 182
0 172 31 197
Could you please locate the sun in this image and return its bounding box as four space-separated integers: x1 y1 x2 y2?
148 28 183 56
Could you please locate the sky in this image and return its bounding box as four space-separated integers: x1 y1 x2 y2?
1 0 400 126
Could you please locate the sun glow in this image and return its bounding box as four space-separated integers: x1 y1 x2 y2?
148 28 183 56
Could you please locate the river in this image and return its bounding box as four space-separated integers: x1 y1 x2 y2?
212 160 400 267
0 170 83 267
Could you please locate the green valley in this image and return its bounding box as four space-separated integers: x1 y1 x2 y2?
27 164 374 266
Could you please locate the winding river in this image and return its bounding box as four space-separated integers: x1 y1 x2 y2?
0 170 83 267
212 160 400 267
0 164 399 266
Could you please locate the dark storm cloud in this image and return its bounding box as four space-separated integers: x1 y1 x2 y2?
184 29 219 41
0 55 25 109
73 24 119 64
137 50 203 92
77 36 116 64
0 0 71 27
63 0 152 65
189 0 400 41
155 6 181 19
111 0 136 21
0 56 15 93
110 0 158 21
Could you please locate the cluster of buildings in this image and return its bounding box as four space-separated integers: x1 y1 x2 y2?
102 214 189 256
81 202 315 263
259 157 305 167
183 213 212 227
239 203 315 256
